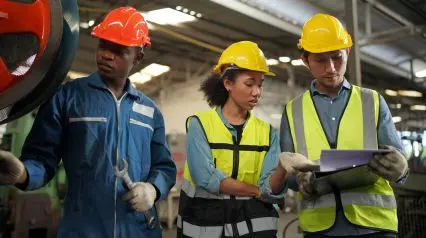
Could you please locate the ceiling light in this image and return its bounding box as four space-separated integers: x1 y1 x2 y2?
398 90 423 97
190 11 196 15
88 20 95 27
266 59 279 66
291 59 304 66
141 63 170 77
392 116 402 123
176 6 183 11
144 8 196 25
279 56 291 63
196 13 202 18
79 22 89 29
389 103 402 109
67 70 88 80
415 69 426 78
385 89 398 96
410 105 426 111
183 8 189 13
129 72 152 84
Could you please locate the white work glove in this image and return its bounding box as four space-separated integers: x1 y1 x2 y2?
0 150 25 185
296 171 317 199
123 182 157 212
368 145 408 182
279 152 319 175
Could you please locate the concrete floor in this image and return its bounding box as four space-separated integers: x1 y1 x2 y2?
161 211 303 238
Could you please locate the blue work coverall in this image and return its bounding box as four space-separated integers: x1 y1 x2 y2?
20 72 177 238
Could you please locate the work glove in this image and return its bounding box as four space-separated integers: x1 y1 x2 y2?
0 150 25 185
123 182 157 212
296 171 317 199
368 145 408 182
279 152 319 175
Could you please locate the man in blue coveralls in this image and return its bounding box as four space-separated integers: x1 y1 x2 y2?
0 6 176 238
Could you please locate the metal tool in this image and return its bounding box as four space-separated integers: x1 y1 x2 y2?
114 159 156 229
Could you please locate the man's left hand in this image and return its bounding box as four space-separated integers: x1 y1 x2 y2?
368 145 408 182
123 182 157 212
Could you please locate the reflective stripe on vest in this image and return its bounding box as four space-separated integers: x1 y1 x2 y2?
177 215 277 237
181 178 251 200
287 85 397 232
298 193 397 211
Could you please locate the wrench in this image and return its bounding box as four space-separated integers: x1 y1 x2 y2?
114 159 156 229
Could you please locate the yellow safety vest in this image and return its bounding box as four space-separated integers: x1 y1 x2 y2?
178 108 278 237
183 108 271 194
286 85 397 232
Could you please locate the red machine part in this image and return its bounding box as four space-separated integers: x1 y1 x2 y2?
0 0 51 93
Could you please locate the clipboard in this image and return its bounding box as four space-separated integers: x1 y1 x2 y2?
313 149 391 194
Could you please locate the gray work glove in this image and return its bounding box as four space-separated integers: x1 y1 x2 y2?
368 145 408 182
296 171 317 199
279 152 320 175
0 150 25 185
123 182 157 212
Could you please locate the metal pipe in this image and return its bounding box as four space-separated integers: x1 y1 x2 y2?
345 0 362 86
365 2 372 35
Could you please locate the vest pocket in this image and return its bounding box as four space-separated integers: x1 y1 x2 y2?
241 170 257 185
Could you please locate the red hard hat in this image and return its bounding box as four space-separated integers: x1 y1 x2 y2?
91 6 151 48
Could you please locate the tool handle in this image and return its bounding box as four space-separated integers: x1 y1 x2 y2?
122 173 134 190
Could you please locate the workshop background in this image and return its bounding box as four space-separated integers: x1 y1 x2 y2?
0 0 425 237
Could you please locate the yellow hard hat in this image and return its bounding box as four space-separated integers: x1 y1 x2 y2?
213 41 275 76
298 13 353 53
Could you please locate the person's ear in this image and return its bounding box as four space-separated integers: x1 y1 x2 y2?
223 77 233 92
133 49 144 65
301 55 309 68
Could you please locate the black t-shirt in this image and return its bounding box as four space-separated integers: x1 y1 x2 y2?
231 123 244 144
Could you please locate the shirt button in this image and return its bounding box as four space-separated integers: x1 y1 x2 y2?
332 117 336 121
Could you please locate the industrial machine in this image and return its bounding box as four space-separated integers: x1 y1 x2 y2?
0 0 79 236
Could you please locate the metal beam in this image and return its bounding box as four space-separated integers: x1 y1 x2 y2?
345 0 362 86
208 0 302 36
208 0 413 82
364 0 414 27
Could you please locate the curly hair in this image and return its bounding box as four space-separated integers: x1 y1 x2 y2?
200 69 242 107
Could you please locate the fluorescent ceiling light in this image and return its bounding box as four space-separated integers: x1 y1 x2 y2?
79 22 89 29
410 105 426 111
144 8 196 25
415 69 426 78
398 90 423 97
67 70 88 80
141 63 170 77
385 89 398 96
291 59 304 66
266 58 279 66
88 20 95 27
279 56 291 63
129 72 152 84
389 103 402 109
392 116 402 123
